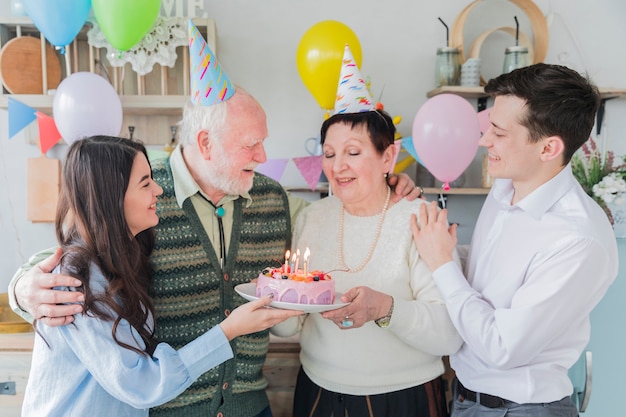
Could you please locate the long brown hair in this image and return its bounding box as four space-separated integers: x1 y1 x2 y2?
55 136 158 355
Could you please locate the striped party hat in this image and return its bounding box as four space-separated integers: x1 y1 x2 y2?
189 20 235 106
333 44 374 114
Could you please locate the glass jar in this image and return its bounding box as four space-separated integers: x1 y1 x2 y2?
435 47 460 87
502 46 530 74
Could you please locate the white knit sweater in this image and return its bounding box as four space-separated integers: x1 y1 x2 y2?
272 196 463 395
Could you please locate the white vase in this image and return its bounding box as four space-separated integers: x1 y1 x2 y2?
608 202 626 238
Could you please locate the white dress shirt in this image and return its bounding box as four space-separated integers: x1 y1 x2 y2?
433 164 618 404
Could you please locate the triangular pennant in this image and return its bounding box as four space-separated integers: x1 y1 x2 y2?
401 136 423 166
255 158 289 183
292 155 323 191
477 107 491 136
35 112 62 154
8 97 37 138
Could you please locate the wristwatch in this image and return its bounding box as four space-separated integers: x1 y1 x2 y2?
374 297 394 328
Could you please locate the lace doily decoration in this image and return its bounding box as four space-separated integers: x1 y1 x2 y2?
87 16 188 76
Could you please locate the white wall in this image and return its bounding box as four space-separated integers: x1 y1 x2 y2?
1 0 626 292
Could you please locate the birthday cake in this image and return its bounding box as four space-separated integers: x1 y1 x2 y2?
255 267 335 305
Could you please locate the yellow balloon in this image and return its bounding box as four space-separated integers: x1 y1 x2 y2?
296 20 362 110
394 154 415 174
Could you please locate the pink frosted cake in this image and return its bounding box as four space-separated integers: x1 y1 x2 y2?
255 267 335 305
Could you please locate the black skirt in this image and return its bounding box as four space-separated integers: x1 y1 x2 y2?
293 367 449 417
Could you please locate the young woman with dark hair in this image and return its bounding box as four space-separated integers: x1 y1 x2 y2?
22 135 301 417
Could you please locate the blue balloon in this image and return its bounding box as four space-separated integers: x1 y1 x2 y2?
24 0 91 52
400 136 424 166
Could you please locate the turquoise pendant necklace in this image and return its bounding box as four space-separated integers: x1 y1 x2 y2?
198 193 226 268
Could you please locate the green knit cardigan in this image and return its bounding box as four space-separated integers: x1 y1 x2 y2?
149 158 291 417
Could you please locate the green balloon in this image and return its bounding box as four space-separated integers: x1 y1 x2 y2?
92 0 161 51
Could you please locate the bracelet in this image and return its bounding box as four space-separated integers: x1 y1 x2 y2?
374 296 394 328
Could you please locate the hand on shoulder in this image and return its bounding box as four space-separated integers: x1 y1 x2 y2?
15 248 84 326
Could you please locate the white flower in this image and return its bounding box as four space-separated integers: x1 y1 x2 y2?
592 172 626 205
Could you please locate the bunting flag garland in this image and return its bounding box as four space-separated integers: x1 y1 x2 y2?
477 108 491 136
35 112 63 154
255 158 289 183
292 155 324 191
7 91 431 188
257 138 429 191
8 97 37 138
400 136 423 165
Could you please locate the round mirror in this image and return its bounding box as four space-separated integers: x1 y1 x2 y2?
451 0 548 84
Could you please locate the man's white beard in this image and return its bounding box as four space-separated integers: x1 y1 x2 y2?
203 152 253 198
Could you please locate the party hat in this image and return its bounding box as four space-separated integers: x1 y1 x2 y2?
333 44 374 114
189 20 235 106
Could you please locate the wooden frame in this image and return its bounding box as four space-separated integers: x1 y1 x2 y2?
450 0 548 65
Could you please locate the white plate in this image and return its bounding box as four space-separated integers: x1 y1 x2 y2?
234 283 349 313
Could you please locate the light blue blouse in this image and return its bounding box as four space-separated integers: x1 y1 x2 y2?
22 263 233 417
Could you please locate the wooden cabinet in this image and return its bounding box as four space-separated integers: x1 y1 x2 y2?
0 333 34 417
265 343 301 417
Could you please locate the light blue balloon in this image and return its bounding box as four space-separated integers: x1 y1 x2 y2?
24 0 92 52
400 136 424 166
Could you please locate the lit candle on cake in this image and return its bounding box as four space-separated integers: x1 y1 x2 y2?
295 249 301 274
303 247 310 277
284 250 290 273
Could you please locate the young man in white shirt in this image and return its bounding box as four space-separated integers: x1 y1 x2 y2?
411 63 618 417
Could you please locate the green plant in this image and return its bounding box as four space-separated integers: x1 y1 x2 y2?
571 137 626 224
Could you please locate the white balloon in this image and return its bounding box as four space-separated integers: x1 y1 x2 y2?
53 72 123 144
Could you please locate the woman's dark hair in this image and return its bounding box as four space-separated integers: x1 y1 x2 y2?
320 109 396 156
55 135 158 355
485 63 601 165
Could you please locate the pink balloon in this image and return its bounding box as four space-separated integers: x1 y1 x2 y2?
53 72 123 145
412 94 481 188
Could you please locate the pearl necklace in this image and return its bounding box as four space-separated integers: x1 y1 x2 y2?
338 186 391 273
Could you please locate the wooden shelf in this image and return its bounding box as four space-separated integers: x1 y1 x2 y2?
0 94 187 116
284 185 489 196
423 187 490 195
427 86 487 99
0 17 217 145
284 184 330 200
427 86 626 100
427 86 626 133
0 16 33 30
598 88 626 100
